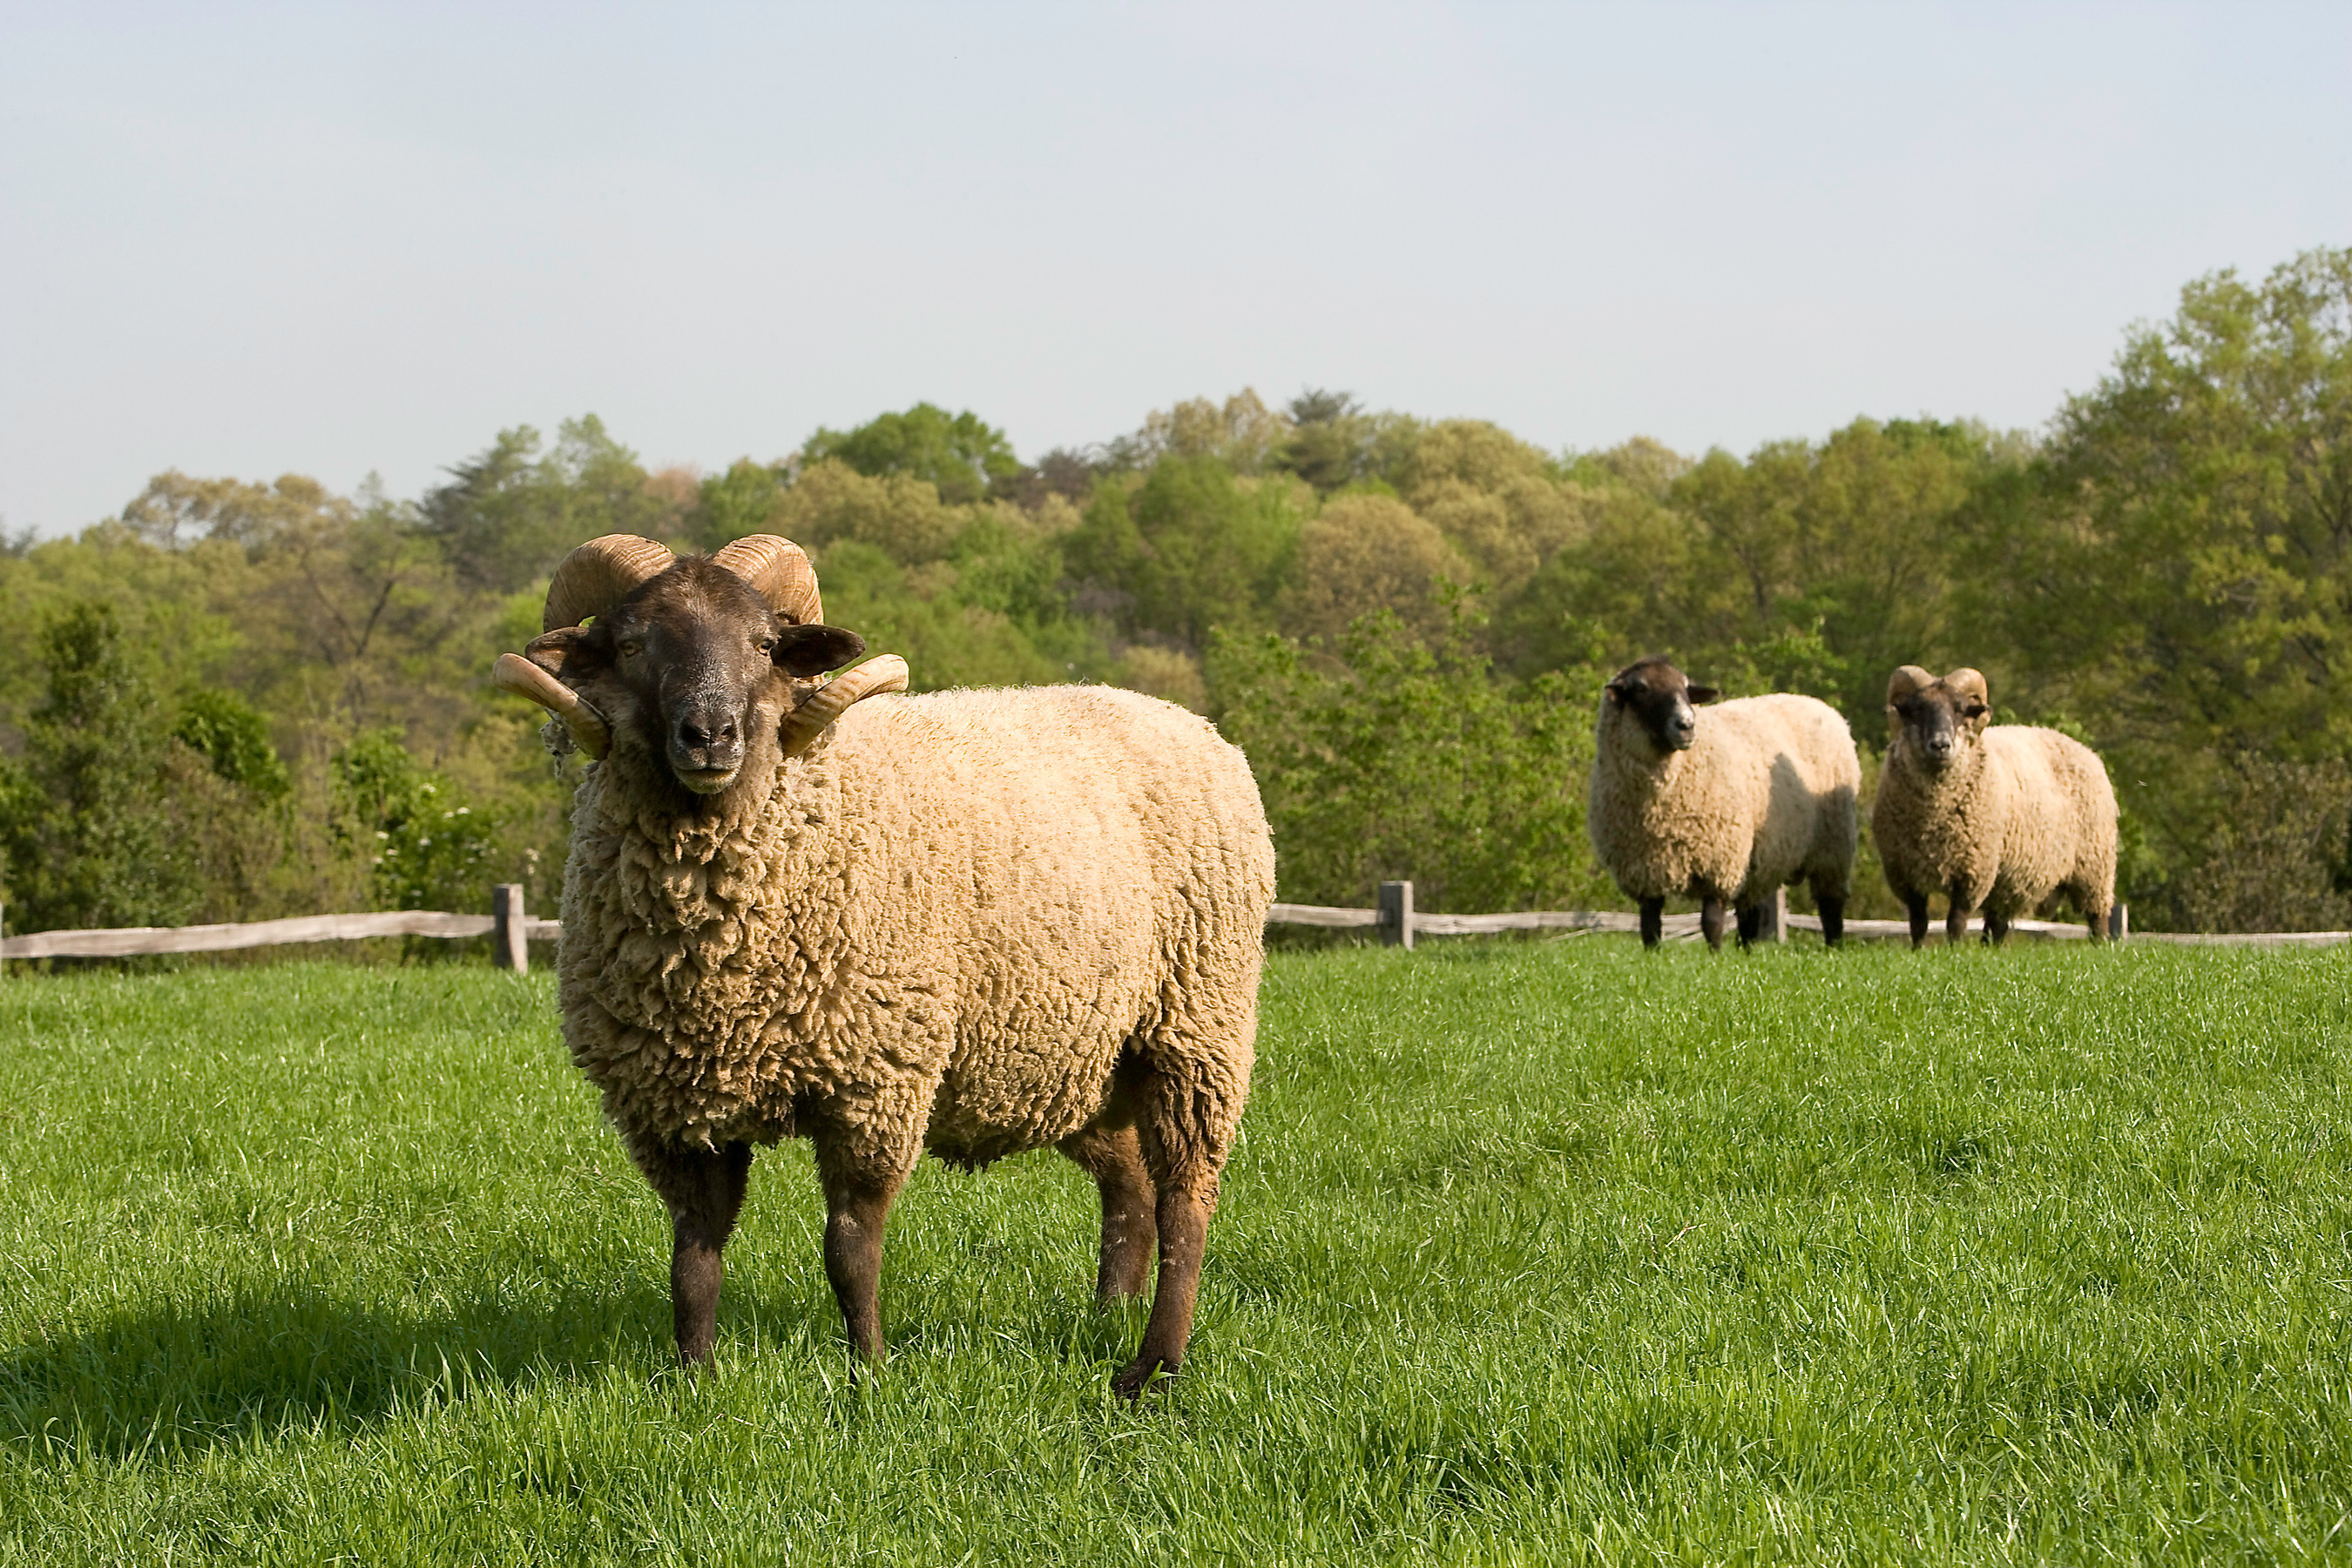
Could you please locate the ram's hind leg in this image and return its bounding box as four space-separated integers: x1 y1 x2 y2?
1060 1120 1157 1301
635 1138 754 1369
1116 1028 1254 1399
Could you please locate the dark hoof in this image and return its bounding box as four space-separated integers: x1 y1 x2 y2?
1112 1355 1175 1400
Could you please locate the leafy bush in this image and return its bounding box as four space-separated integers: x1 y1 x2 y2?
332 730 503 914
1209 600 1615 913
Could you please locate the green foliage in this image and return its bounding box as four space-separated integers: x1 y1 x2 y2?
172 687 291 801
0 600 201 932
686 458 787 548
8 251 2350 934
5 947 2350 1560
332 729 503 914
1210 599 1615 912
1064 456 1304 652
801 403 1019 505
1964 247 2352 923
421 416 667 592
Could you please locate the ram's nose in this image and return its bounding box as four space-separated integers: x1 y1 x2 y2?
669 713 745 789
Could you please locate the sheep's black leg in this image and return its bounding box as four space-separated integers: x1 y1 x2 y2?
1945 894 1970 946
1060 1122 1157 1301
1114 1059 1234 1400
1906 896 1930 949
1639 897 1666 949
640 1139 754 1369
1983 909 2011 946
1817 895 1846 948
813 1136 905 1361
1735 903 1762 947
1700 897 1727 951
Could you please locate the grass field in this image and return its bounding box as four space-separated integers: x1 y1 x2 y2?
2 940 2349 1565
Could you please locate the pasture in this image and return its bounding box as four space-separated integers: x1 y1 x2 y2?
2 941 2349 1564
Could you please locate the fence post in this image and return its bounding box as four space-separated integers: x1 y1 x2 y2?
2108 902 2129 942
1378 880 1415 950
1756 886 1786 943
492 883 528 973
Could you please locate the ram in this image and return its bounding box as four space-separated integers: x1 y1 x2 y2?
1588 657 1860 949
494 534 1274 1396
1870 665 2116 946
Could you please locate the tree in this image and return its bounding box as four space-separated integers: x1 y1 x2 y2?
422 416 668 592
0 601 199 932
801 404 1018 506
1062 456 1305 652
1965 247 2352 919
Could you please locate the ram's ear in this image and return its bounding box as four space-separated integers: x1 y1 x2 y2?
524 624 605 681
1686 684 1721 706
1961 700 1990 721
773 623 868 678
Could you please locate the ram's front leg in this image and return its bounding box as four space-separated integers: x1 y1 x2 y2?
637 1139 754 1369
811 1121 915 1361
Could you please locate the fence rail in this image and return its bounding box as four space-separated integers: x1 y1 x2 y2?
3 882 2344 972
1269 883 2350 951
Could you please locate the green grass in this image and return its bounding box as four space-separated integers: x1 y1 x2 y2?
2 941 2349 1565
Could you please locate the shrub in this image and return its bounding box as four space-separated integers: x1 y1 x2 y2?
1208 599 1615 913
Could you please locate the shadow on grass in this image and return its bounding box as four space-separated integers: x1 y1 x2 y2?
0 1277 668 1458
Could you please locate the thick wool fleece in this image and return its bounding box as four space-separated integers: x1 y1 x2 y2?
1589 693 1860 907
1873 725 2116 923
557 685 1274 1199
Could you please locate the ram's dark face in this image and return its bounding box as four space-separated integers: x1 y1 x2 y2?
1887 667 1990 775
529 559 863 796
1604 657 1720 756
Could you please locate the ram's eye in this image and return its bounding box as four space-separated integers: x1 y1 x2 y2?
618 639 644 659
757 635 778 654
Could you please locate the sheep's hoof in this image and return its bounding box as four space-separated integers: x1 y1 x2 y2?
1112 1355 1175 1400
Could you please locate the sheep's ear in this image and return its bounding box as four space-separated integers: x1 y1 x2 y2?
774 623 868 678
1686 684 1721 705
1961 700 1990 720
524 624 605 682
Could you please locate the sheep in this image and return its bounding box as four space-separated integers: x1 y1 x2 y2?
1870 665 2116 947
492 533 1275 1397
1587 657 1861 950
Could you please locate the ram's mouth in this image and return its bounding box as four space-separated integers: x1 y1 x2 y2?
674 764 741 794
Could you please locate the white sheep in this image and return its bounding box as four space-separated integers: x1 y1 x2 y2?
494 534 1275 1397
1870 665 2116 946
1588 657 1861 949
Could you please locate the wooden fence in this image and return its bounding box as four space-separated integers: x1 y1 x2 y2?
2 882 2344 974
1271 882 2347 951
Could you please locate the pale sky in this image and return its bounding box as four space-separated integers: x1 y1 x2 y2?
3 2 2348 537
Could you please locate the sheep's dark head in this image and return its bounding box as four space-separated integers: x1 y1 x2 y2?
1603 657 1719 757
1886 665 1990 775
506 534 880 798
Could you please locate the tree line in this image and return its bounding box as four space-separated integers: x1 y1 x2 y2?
3 247 2347 940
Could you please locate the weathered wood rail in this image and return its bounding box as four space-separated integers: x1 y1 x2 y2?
2 882 2342 974
1270 882 2349 951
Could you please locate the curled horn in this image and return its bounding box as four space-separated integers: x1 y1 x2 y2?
711 534 822 625
492 652 612 760
544 534 677 632
1942 667 1990 707
1887 665 1935 706
779 655 909 759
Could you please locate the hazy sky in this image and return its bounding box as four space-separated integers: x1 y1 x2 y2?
3 2 2348 536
